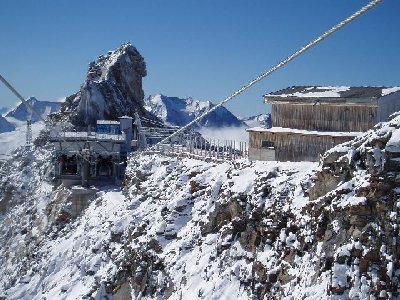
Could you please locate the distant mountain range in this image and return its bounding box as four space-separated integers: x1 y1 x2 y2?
0 115 15 133
241 114 269 128
1 93 269 135
144 94 246 128
6 97 61 122
0 107 9 116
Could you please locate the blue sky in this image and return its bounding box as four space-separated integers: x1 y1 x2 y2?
0 0 399 117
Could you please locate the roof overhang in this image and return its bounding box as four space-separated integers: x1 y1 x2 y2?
247 126 362 138
263 96 379 106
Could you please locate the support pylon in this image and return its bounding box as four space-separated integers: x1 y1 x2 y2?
26 119 32 147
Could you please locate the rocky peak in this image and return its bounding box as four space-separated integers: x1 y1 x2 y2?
57 43 155 128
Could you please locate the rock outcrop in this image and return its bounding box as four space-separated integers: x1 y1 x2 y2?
54 43 156 128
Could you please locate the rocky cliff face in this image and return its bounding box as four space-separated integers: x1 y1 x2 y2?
1 112 399 299
54 43 155 128
117 112 400 299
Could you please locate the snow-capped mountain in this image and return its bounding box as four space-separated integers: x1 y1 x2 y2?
0 117 45 158
0 114 15 133
6 97 61 122
241 113 269 128
144 94 245 128
1 109 400 298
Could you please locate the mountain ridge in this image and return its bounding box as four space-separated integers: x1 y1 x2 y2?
144 94 246 128
6 97 61 122
0 115 15 133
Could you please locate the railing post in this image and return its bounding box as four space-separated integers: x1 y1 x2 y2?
217 139 220 160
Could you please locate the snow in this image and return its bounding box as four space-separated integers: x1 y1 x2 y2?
385 128 400 152
381 87 400 96
241 114 268 128
0 117 45 158
144 94 244 128
0 151 322 299
2 108 400 299
247 126 363 137
269 86 351 98
5 97 61 123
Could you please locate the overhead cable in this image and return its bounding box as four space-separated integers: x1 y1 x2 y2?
143 0 383 153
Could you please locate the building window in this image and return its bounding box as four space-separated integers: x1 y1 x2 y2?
261 140 275 149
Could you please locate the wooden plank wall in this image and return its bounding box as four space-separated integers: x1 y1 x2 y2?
249 131 354 162
378 92 400 122
272 103 377 132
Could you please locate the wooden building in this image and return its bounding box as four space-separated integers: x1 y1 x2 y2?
248 86 400 162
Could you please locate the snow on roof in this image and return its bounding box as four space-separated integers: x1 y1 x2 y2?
247 126 362 137
269 86 351 98
382 87 400 96
264 86 400 100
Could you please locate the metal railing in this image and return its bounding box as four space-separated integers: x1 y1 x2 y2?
49 131 125 142
148 138 248 162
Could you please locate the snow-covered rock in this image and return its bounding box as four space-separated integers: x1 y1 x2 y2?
144 94 245 128
54 43 158 128
6 97 61 122
1 111 400 298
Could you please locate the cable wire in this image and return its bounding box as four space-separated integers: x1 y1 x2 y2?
143 0 383 153
0 74 93 163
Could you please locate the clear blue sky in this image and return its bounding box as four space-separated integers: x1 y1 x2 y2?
0 0 399 117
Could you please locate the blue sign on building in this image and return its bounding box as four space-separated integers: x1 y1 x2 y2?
96 123 121 134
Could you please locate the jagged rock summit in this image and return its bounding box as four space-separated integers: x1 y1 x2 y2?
144 94 246 128
57 43 153 127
